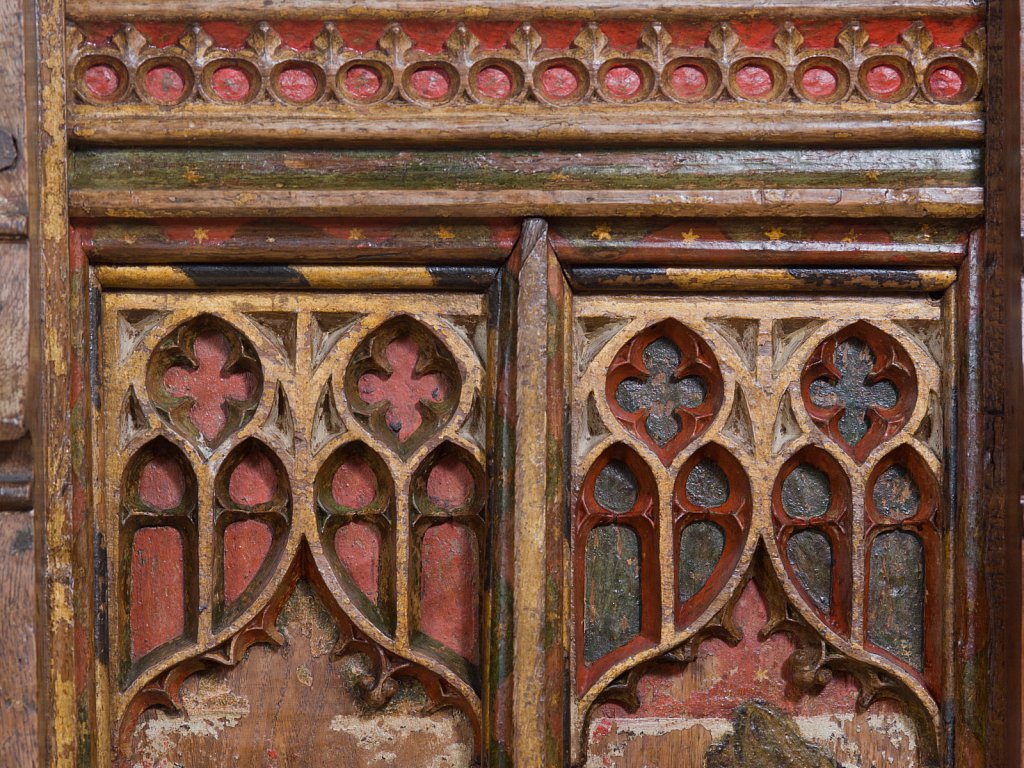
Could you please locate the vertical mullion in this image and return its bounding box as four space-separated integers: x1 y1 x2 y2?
497 218 567 767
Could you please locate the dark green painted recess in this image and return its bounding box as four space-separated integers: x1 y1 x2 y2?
678 520 725 604
787 529 833 615
594 459 639 514
781 464 832 519
868 530 925 670
873 465 921 520
584 525 642 664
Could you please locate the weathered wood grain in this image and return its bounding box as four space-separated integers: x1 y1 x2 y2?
71 148 983 192
564 266 956 293
0 242 28 443
65 0 984 21
0 0 26 237
70 107 984 147
0 513 37 767
69 188 985 220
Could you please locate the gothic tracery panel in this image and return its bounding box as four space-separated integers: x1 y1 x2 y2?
571 293 948 767
99 291 490 763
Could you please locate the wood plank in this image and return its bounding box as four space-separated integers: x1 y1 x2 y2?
0 242 28 442
0 0 26 237
65 0 983 22
70 187 984 220
77 218 518 264
0 513 37 767
93 264 499 290
70 148 983 193
564 266 957 293
70 108 983 147
505 220 568 765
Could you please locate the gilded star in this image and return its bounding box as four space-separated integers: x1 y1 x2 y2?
865 169 881 181
348 227 364 240
592 223 612 241
840 229 858 244
765 227 785 241
184 167 201 183
193 227 209 243
681 228 700 243
754 668 770 682
436 226 456 240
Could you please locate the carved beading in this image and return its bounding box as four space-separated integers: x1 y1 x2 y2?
69 19 985 110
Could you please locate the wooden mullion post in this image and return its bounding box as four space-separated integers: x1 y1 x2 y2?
495 218 568 767
956 0 1023 764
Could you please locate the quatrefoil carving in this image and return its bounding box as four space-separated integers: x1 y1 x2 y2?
800 322 917 462
146 315 263 452
605 319 724 465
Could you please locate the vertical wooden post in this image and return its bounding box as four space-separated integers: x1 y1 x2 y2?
955 0 1022 764
28 0 76 763
494 218 568 767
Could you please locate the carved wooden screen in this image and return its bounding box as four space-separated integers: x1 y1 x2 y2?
26 2 1022 768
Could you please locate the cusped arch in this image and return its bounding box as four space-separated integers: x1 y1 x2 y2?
574 443 660 694
409 441 487 679
772 445 853 636
672 442 752 629
800 320 917 462
213 438 292 628
119 436 199 683
864 444 941 692
314 440 396 635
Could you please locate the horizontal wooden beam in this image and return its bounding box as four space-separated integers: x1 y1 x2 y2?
77 218 519 264
564 266 957 292
549 219 971 266
70 187 984 219
92 264 499 290
70 107 984 148
71 148 982 192
65 0 983 21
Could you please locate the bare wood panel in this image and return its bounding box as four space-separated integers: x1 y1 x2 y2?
0 513 37 767
65 0 983 22
69 188 984 220
71 109 983 147
69 149 983 192
0 0 25 236
0 242 29 442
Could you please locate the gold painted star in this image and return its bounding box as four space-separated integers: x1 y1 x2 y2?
549 171 571 182
436 226 456 240
184 167 201 183
592 223 612 241
764 227 785 241
918 223 934 241
681 228 700 243
865 169 881 181
754 668 770 682
840 229 858 244
348 227 364 240
193 227 209 243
